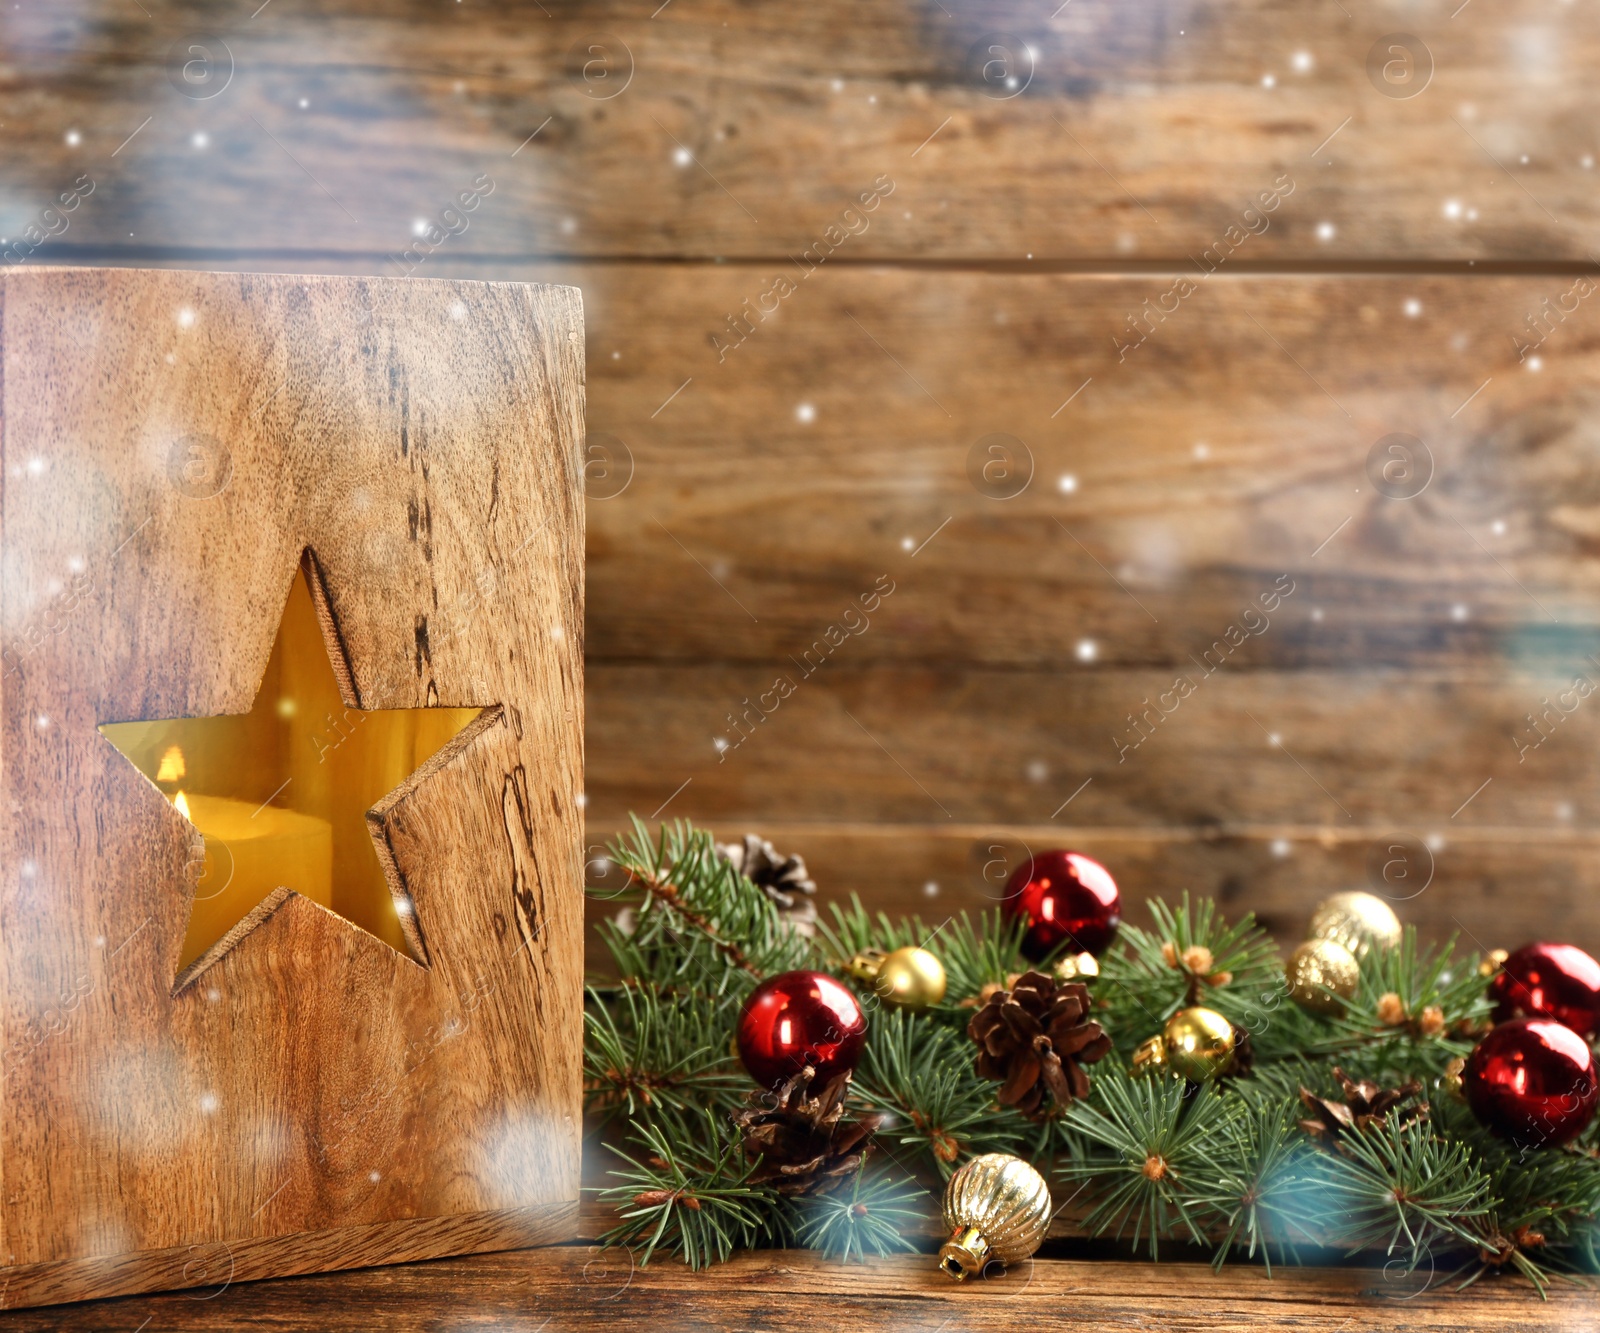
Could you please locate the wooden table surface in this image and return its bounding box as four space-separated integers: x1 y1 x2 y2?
3 1225 1592 1330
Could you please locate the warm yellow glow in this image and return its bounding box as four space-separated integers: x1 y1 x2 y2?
100 569 482 973
157 745 187 784
182 792 333 955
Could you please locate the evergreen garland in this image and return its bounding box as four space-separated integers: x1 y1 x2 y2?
585 818 1600 1293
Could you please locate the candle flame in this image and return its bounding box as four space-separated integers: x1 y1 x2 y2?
174 790 192 820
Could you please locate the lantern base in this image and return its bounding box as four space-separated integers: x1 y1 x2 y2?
0 1202 576 1309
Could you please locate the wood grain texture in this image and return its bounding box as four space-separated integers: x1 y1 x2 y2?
0 1202 575 1311
587 664 1600 829
0 267 585 1305
0 1235 1586 1331
570 265 1600 670
3 1 1600 261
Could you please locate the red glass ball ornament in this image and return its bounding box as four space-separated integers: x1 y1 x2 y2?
1464 1018 1599 1146
1004 850 1121 961
736 970 868 1089
1490 942 1600 1039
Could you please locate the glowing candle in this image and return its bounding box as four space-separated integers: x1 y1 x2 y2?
174 791 333 970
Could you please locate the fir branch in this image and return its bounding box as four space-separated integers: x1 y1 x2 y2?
599 817 812 991
583 983 749 1124
814 900 1029 1008
1095 894 1281 1052
1307 1117 1495 1264
814 895 930 964
1433 1094 1600 1295
1315 928 1491 1081
931 908 1032 1005
1236 979 1346 1065
854 1008 1028 1174
599 1110 780 1269
608 818 760 975
1186 1093 1316 1273
790 1169 931 1262
1058 1068 1239 1258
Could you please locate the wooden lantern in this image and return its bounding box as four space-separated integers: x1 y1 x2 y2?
0 268 585 1307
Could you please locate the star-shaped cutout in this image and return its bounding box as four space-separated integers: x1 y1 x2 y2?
101 561 483 991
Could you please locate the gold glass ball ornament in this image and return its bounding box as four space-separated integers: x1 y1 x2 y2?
1162 1006 1236 1082
846 945 947 1010
938 1152 1052 1280
1285 938 1360 1015
1308 891 1402 960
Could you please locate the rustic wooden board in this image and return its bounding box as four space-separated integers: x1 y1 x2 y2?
0 267 585 1306
1 1234 1588 1331
571 266 1600 670
586 663 1600 829
5 0 1600 261
582 655 1600 954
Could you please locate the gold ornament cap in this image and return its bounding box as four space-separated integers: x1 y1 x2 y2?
847 946 947 1009
1130 1034 1168 1077
938 1153 1052 1280
1054 951 1100 982
1162 1006 1236 1082
1285 938 1360 1015
1308 891 1401 959
845 948 887 983
1478 948 1509 979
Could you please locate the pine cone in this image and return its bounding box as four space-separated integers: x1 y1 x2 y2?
968 970 1112 1120
719 834 818 936
1298 1067 1428 1149
731 1068 879 1196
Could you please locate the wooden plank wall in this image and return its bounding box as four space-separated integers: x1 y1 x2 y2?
4 0 1599 960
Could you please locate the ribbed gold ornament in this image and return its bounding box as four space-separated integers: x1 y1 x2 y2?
846 945 947 1009
1308 891 1401 959
938 1153 1052 1280
1285 938 1360 1015
1162 1006 1236 1082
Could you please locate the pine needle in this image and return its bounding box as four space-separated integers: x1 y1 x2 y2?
1058 1068 1236 1258
791 1170 931 1262
598 1110 778 1269
854 1008 1028 1175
